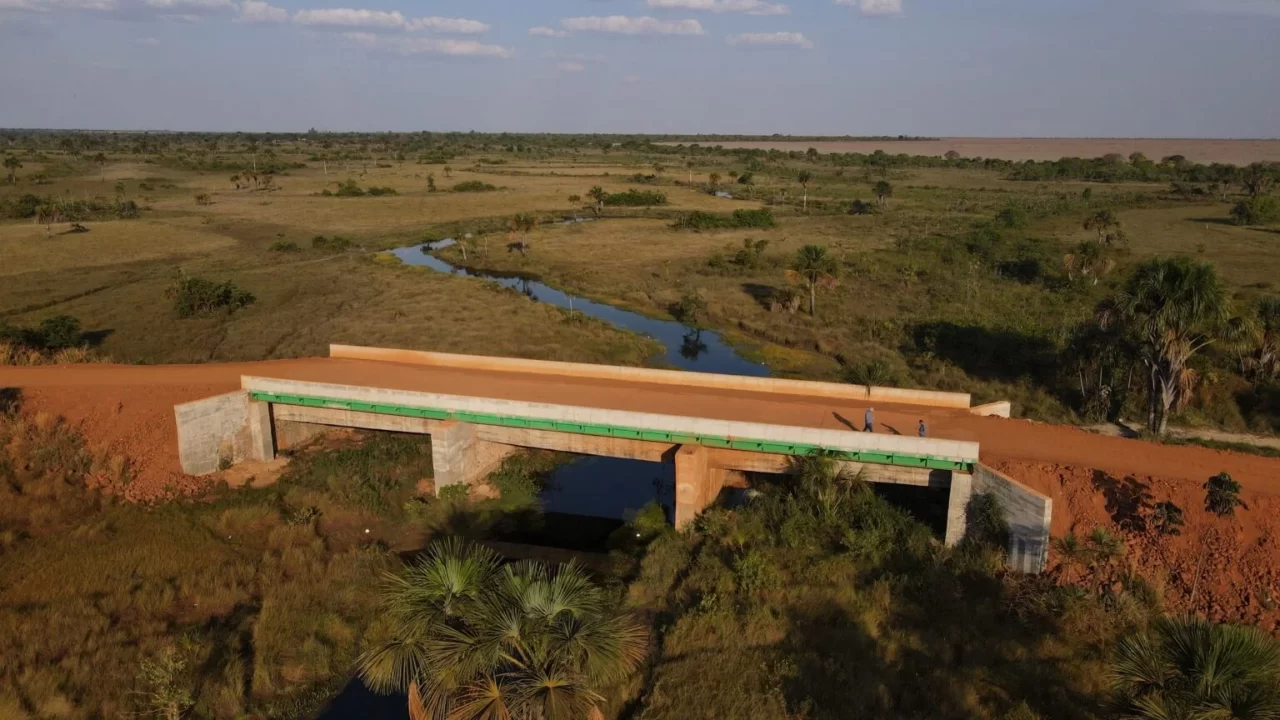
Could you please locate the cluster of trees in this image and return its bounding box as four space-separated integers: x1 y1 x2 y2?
0 315 84 352
0 193 140 226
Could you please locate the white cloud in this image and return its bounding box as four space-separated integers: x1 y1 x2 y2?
834 0 902 16
292 8 488 33
342 31 513 58
0 0 117 11
528 25 570 37
294 7 405 29
405 16 488 33
560 15 704 35
727 31 813 48
236 0 285 22
557 61 585 72
646 0 788 15
142 0 234 15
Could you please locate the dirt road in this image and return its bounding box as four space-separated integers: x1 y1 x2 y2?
3 358 1278 499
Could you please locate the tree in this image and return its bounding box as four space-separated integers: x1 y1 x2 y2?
797 170 813 212
92 152 107 182
1098 258 1235 434
3 155 20 184
708 172 721 189
1111 616 1280 720
427 174 436 192
944 150 960 161
1083 209 1126 246
652 163 664 178
1241 297 1280 383
786 245 839 317
443 165 454 179
873 180 893 208
587 185 608 213
1241 162 1275 198
357 539 646 720
1230 195 1280 226
1063 239 1114 285
1204 472 1244 518
686 160 695 184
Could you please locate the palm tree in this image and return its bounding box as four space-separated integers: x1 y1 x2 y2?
797 170 813 212
873 180 893 208
358 539 646 720
1242 297 1280 383
3 156 20 185
786 245 839 317
1063 240 1114 285
1098 258 1236 435
587 186 608 214
1051 532 1087 584
708 172 721 189
1111 616 1280 720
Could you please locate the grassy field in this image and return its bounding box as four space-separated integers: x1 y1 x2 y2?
4 143 1278 431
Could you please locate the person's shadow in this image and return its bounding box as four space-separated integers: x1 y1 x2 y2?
832 412 859 431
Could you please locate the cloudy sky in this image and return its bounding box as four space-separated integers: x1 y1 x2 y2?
1 0 1278 136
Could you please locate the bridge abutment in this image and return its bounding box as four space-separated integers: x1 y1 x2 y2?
428 421 518 494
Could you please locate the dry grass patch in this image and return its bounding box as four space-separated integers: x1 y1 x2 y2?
0 220 236 276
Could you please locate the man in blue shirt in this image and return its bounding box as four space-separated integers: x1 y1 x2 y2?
864 407 874 432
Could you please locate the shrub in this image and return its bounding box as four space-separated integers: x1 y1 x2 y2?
1203 472 1244 517
1230 195 1280 226
0 315 83 352
673 208 775 230
167 275 255 318
312 235 353 252
366 186 398 196
334 179 364 197
603 188 667 206
453 181 497 193
194 193 212 206
268 240 300 253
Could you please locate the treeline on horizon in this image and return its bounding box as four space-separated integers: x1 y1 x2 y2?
3 129 1278 187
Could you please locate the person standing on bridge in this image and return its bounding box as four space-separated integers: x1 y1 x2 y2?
864 407 874 432
918 419 927 438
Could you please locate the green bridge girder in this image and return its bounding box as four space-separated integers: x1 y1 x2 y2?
249 390 974 473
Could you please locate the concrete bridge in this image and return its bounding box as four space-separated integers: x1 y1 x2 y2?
175 345 1051 572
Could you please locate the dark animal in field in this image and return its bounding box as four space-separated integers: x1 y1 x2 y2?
507 242 531 256
68 223 89 233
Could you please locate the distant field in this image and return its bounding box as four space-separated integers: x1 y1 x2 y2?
666 138 1280 164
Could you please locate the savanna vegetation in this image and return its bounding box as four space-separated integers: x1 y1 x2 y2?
3 130 1280 718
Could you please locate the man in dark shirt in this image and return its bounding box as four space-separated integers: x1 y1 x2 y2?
864 407 874 432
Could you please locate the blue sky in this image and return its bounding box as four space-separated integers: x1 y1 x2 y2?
1 0 1278 136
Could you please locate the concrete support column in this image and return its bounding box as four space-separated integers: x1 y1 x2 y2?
246 400 276 462
944 471 973 546
674 445 725 529
428 421 517 495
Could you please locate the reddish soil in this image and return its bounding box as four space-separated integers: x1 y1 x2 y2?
4 358 1280 626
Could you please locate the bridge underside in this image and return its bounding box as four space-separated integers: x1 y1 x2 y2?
178 390 974 545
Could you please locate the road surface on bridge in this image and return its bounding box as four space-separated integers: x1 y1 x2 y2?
3 358 1280 501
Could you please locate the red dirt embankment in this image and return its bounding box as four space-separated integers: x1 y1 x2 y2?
3 359 1279 627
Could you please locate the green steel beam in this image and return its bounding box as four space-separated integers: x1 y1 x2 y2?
250 390 974 473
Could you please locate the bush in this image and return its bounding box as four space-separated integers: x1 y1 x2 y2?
673 208 776 230
453 181 497 193
167 275 255 318
334 179 364 197
366 186 398 196
603 189 667 206
311 235 353 252
1230 195 1280 226
268 240 300 253
0 315 83 351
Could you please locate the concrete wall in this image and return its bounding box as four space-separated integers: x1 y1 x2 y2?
242 376 981 464
973 464 1052 573
175 391 269 475
329 344 973 410
970 401 1012 418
